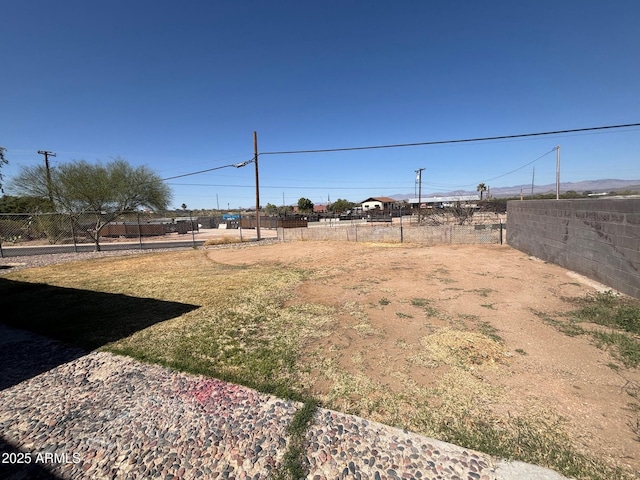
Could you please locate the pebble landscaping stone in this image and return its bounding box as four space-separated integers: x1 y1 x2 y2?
304 409 500 480
0 350 298 480
0 325 568 480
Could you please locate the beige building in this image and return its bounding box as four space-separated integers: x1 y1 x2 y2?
360 197 397 212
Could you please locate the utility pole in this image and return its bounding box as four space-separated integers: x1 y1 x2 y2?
415 168 425 224
555 145 561 200
254 131 261 240
531 166 535 198
37 150 56 205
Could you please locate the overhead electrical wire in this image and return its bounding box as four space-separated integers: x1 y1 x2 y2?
166 183 411 190
156 122 639 196
259 122 640 156
160 160 254 182
477 148 556 184
421 148 557 189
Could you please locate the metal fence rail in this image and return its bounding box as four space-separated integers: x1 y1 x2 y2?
0 211 202 257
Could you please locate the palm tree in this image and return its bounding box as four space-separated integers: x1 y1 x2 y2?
477 183 487 201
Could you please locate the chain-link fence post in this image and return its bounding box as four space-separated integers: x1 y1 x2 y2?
69 214 78 253
136 212 143 250
189 211 196 248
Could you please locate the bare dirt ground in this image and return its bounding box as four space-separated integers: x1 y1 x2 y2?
209 240 640 474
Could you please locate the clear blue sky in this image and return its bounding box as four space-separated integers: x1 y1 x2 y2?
2 0 639 210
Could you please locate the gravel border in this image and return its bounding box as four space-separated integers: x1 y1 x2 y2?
0 239 282 274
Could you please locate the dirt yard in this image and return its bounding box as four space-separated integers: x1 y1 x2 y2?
208 240 640 474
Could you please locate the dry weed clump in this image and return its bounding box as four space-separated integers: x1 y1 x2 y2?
420 327 509 369
203 236 244 246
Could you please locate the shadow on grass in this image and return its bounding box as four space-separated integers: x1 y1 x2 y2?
0 278 199 480
0 277 199 389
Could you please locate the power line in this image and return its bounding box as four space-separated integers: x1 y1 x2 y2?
166 183 411 190
260 122 640 156
480 148 556 184
160 160 253 182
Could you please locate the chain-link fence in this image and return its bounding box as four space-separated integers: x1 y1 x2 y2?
0 211 206 257
278 221 505 245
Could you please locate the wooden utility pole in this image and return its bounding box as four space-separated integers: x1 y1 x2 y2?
531 166 535 198
415 168 425 224
37 150 56 205
254 131 261 240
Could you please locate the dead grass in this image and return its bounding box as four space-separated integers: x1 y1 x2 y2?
203 236 247 246
420 327 508 369
2 247 637 480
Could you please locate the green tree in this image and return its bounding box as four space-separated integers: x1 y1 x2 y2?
327 198 354 214
265 203 279 215
9 158 171 251
0 147 8 193
0 195 54 213
297 197 314 213
279 205 293 215
562 190 581 199
477 182 487 201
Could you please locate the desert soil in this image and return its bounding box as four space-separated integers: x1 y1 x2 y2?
208 240 640 473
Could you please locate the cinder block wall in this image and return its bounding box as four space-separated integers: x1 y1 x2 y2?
507 199 640 298
277 224 501 245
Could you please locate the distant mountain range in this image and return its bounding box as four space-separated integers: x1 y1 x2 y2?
391 179 640 200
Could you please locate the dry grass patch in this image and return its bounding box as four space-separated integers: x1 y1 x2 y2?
2 250 327 400
421 328 509 369
3 243 638 480
203 236 247 246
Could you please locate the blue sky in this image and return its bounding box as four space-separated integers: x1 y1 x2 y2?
2 1 639 210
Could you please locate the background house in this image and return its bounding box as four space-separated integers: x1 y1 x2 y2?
360 197 396 212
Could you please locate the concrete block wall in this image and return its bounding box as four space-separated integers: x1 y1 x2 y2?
277 224 501 245
507 199 640 298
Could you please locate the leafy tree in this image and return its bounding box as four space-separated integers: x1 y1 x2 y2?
562 190 581 199
0 147 8 193
265 203 279 215
477 182 487 201
0 195 54 213
9 158 171 251
264 203 293 215
297 197 314 213
327 198 354 214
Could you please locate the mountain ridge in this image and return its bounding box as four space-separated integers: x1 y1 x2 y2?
390 179 640 200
